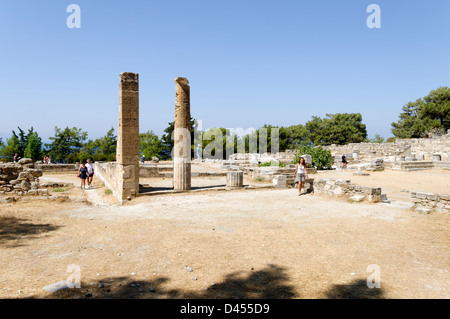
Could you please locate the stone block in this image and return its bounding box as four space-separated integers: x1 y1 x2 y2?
18 158 33 165
350 195 365 202
273 175 287 188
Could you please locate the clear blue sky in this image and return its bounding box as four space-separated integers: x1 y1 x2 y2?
0 0 449 143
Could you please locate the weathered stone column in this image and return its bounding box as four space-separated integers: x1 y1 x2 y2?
116 72 140 199
173 77 191 191
227 171 244 188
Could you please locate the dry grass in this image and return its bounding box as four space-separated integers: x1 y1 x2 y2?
0 168 449 299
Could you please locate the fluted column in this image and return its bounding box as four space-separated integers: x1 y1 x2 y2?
173 77 191 191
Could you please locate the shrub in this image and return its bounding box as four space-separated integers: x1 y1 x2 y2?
292 145 333 170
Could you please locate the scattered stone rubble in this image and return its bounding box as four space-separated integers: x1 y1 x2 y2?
314 178 382 203
411 191 450 214
0 158 47 196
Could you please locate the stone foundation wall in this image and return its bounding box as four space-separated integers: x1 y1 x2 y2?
323 132 450 162
228 151 296 164
95 162 139 203
411 191 450 213
323 140 412 159
313 178 382 203
0 159 47 196
410 134 450 162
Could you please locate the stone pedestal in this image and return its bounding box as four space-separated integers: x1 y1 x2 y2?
432 154 441 162
173 77 191 191
273 175 287 188
227 171 243 188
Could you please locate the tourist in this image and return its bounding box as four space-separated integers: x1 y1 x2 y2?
341 155 347 169
46 154 51 164
13 153 20 162
43 155 48 164
141 155 145 164
294 157 308 196
77 162 88 190
86 159 94 189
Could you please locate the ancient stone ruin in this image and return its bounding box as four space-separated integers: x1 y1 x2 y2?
95 73 193 203
0 158 47 197
314 178 382 203
411 191 450 213
173 77 191 191
95 72 140 203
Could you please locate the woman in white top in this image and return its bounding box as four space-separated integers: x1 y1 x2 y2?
294 157 308 196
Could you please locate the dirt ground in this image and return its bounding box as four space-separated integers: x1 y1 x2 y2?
0 167 449 299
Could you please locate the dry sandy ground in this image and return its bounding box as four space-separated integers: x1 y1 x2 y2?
0 168 449 299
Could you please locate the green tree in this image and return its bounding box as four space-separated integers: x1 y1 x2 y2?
97 127 117 160
46 126 88 163
161 117 197 160
280 124 310 150
81 127 117 162
12 127 38 157
391 99 427 138
391 87 450 138
139 131 163 159
369 134 384 143
305 113 367 146
0 135 19 162
23 132 43 161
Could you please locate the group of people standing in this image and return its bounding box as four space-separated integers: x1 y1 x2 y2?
77 159 95 190
43 154 52 164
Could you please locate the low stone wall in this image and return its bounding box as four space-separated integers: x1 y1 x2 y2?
0 159 47 196
411 191 450 213
95 162 139 203
228 151 296 164
410 133 450 162
313 178 382 203
35 163 78 172
139 164 159 177
324 140 412 160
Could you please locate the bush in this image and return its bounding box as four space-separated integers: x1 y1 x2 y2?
292 145 333 170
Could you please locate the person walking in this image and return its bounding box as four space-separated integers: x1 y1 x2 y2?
341 155 347 169
86 159 94 189
77 162 88 190
294 157 308 196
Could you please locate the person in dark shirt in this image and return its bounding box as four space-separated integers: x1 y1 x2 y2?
341 155 348 169
77 162 88 190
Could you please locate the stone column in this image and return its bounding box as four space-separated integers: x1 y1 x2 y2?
116 72 140 199
227 171 244 188
173 77 191 191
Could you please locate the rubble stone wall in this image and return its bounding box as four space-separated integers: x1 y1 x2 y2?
323 131 450 162
411 191 450 213
313 178 382 203
0 159 47 196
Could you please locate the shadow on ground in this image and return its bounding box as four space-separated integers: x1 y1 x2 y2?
31 264 296 299
0 216 62 248
324 279 385 299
